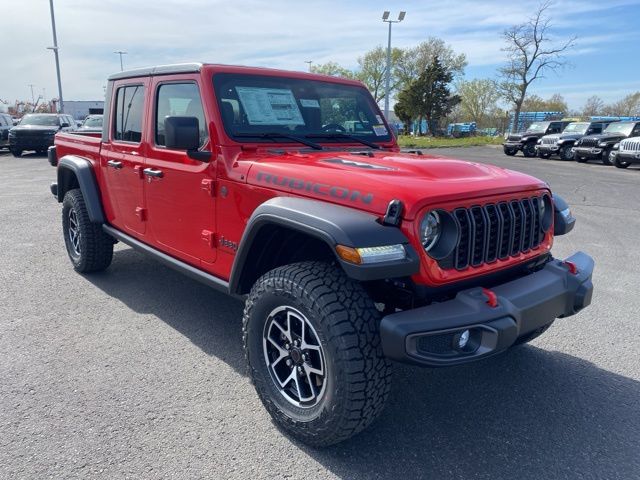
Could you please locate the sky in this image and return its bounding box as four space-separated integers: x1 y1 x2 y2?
2 0 639 111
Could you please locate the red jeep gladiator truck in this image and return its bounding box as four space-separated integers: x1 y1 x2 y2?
49 63 594 446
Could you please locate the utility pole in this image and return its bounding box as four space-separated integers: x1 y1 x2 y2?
47 0 64 113
114 51 127 71
304 60 313 72
382 11 405 120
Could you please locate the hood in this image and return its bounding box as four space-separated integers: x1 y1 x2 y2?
557 132 584 141
11 124 59 133
578 133 625 143
244 150 548 220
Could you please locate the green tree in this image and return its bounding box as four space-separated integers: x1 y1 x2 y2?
310 62 355 79
395 38 467 89
355 46 403 103
408 57 461 135
394 86 419 134
499 2 576 131
456 79 500 127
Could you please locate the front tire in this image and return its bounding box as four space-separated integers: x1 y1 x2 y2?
559 145 574 161
601 148 612 165
62 189 114 273
503 147 516 156
614 155 630 169
10 148 22 157
243 261 392 447
522 142 537 158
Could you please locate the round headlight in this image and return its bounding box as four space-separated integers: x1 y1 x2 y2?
598 141 607 147
420 211 441 251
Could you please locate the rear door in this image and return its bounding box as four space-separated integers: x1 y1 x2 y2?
144 77 217 265
100 79 149 236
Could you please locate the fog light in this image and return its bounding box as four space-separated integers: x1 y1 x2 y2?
457 330 470 349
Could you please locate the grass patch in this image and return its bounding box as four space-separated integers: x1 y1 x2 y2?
398 135 503 149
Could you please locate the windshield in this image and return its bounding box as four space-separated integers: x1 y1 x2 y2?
83 116 103 127
604 122 634 136
562 122 589 134
213 73 391 144
20 114 59 127
525 122 550 133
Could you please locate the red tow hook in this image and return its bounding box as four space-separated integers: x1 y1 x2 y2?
482 288 499 308
563 260 579 275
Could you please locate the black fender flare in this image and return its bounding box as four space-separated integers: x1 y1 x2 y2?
57 155 105 223
229 197 420 294
552 194 575 236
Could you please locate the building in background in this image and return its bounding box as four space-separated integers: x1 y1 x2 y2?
64 100 104 120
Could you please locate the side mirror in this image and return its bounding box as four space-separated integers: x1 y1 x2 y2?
164 116 211 162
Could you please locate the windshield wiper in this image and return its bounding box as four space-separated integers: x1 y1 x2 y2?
305 133 382 150
234 132 324 150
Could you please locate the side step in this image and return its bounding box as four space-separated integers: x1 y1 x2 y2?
102 225 233 296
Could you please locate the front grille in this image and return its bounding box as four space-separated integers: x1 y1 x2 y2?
507 135 521 142
541 136 558 145
620 140 640 152
451 197 545 271
578 138 598 148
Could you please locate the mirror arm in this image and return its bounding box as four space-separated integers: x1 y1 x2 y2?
187 150 212 162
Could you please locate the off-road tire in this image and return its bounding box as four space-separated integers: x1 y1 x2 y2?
503 147 516 156
10 148 21 157
601 148 612 165
514 320 554 346
522 142 537 158
62 188 113 273
614 155 630 169
559 145 574 161
243 261 392 447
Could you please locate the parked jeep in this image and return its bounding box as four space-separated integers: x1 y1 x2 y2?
49 63 594 446
9 113 76 157
572 121 640 165
0 112 13 150
535 121 612 161
503 120 571 157
610 137 640 169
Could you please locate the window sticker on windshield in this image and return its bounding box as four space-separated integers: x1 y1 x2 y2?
236 87 305 125
376 115 384 124
300 99 320 108
373 125 387 136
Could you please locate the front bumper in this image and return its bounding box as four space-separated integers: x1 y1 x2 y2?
9 136 55 151
572 146 603 159
380 252 594 367
535 144 560 154
616 151 640 164
503 141 523 151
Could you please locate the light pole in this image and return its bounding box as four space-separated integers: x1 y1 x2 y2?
304 60 313 72
28 84 36 105
47 0 64 113
114 51 127 71
382 10 405 120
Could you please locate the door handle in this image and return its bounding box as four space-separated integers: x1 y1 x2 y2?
143 168 163 178
107 160 123 169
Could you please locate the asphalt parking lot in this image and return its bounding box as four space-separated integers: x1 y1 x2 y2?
1 147 638 479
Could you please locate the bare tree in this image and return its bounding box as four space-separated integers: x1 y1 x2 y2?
499 1 576 131
582 95 604 117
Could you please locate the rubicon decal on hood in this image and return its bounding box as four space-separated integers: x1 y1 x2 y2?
256 171 374 205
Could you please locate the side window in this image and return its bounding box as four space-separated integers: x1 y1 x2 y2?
155 83 208 148
633 124 640 136
592 124 602 134
113 85 145 142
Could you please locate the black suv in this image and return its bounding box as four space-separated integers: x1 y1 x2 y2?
9 113 76 157
573 121 640 165
503 121 571 157
535 121 613 161
0 113 13 150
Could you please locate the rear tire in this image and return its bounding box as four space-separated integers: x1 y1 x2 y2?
243 261 392 447
522 142 537 158
503 148 516 156
62 188 113 273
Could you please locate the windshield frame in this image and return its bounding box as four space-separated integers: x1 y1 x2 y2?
212 72 392 147
19 114 60 127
